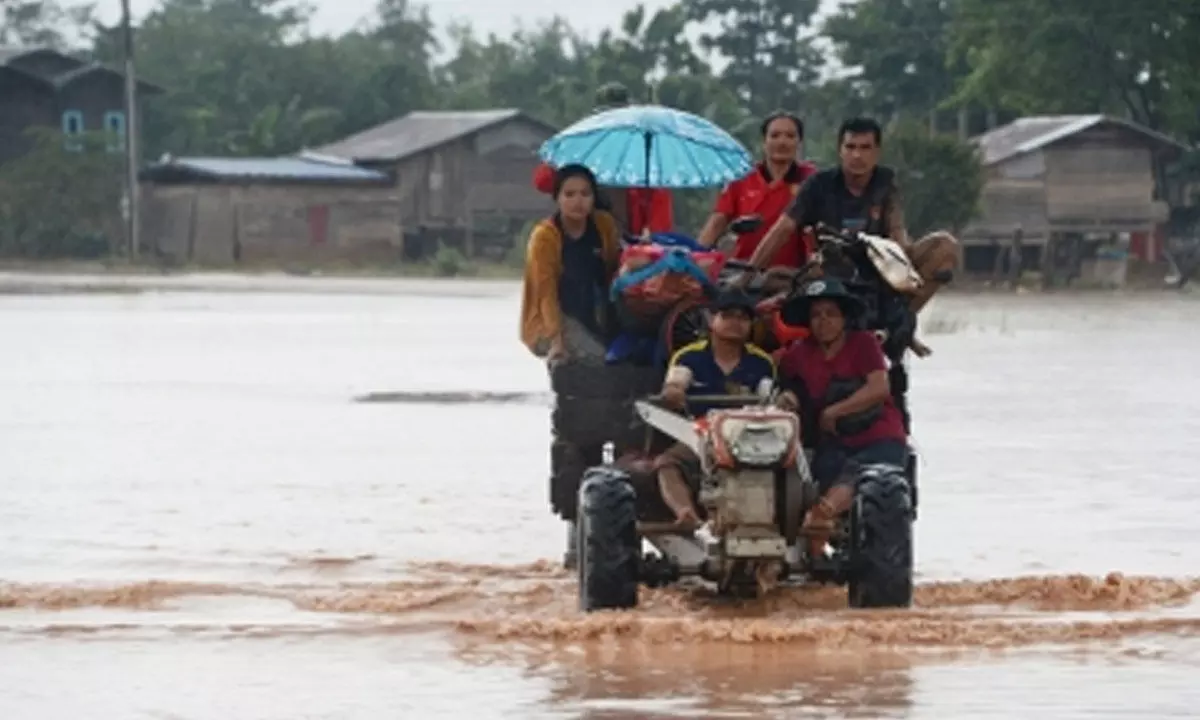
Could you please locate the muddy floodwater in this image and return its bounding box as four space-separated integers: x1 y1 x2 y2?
1 275 1198 719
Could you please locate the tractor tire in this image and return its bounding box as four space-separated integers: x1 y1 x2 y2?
576 466 640 612
549 438 590 520
848 465 914 609
905 448 919 519
549 433 651 522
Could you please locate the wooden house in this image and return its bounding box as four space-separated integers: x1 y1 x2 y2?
0 46 162 165
961 114 1187 279
139 156 402 265
313 109 557 259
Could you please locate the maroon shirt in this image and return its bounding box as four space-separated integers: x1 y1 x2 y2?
778 331 907 448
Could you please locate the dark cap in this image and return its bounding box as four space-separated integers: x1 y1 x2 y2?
713 288 757 316
779 277 865 326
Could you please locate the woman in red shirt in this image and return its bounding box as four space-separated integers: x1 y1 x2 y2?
776 279 908 556
695 111 818 267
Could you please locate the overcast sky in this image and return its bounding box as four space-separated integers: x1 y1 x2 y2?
90 0 843 46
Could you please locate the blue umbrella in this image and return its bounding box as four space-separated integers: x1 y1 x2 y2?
538 105 752 189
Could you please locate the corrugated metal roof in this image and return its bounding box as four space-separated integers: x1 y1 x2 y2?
973 114 1187 166
0 46 163 91
52 62 163 92
315 109 549 162
143 156 390 184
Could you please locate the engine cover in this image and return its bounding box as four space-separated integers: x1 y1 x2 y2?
700 469 776 527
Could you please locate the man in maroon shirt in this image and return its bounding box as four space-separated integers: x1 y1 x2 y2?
775 279 908 557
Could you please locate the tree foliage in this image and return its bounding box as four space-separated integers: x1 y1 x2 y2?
2 0 1199 258
884 121 984 235
947 0 1200 142
824 0 965 123
0 129 123 258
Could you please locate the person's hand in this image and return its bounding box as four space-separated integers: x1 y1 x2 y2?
730 270 755 289
776 391 799 412
819 405 843 434
662 384 687 410
547 337 567 366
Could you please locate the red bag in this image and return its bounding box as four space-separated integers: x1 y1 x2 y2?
616 245 726 321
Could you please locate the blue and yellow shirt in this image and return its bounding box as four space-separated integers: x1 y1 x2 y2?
669 340 776 416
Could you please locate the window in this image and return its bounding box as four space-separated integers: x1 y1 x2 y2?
104 111 126 152
61 110 83 151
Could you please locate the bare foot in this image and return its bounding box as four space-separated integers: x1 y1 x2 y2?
674 508 702 532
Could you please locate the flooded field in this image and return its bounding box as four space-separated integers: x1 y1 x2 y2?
0 276 1197 718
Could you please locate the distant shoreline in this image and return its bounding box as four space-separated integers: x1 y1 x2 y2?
0 265 521 297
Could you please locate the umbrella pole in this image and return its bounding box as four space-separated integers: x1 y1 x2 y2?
641 131 653 239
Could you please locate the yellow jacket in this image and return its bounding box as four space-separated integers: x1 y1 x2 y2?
520 211 622 355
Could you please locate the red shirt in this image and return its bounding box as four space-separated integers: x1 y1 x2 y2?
778 331 906 448
626 188 674 234
714 161 818 267
531 162 674 234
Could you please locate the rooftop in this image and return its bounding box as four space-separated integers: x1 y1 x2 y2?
314 109 554 162
973 114 1188 166
0 45 163 93
140 156 392 185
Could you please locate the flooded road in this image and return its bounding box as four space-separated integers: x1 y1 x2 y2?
1 278 1198 718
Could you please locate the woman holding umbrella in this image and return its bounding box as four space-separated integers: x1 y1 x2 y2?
695 110 818 267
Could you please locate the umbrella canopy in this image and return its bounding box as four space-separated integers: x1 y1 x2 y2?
538 105 753 189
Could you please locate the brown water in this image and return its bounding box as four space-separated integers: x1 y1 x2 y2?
1 278 1198 718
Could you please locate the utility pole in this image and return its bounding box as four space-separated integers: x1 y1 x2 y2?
120 0 140 259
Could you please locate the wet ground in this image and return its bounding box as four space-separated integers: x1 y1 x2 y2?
0 276 1197 718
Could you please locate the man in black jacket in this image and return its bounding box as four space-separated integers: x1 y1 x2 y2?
745 117 959 315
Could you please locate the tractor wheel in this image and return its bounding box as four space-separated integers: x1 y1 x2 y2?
576 466 640 612
848 465 914 609
660 299 709 358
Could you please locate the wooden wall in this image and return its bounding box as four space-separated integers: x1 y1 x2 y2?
142 183 403 265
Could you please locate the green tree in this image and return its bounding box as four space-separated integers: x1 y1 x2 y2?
347 0 441 128
437 18 592 125
92 0 318 154
0 129 123 257
685 0 825 116
947 0 1200 142
90 0 441 155
884 120 984 235
823 0 967 126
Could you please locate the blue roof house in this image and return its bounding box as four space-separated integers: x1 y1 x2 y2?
138 154 402 265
